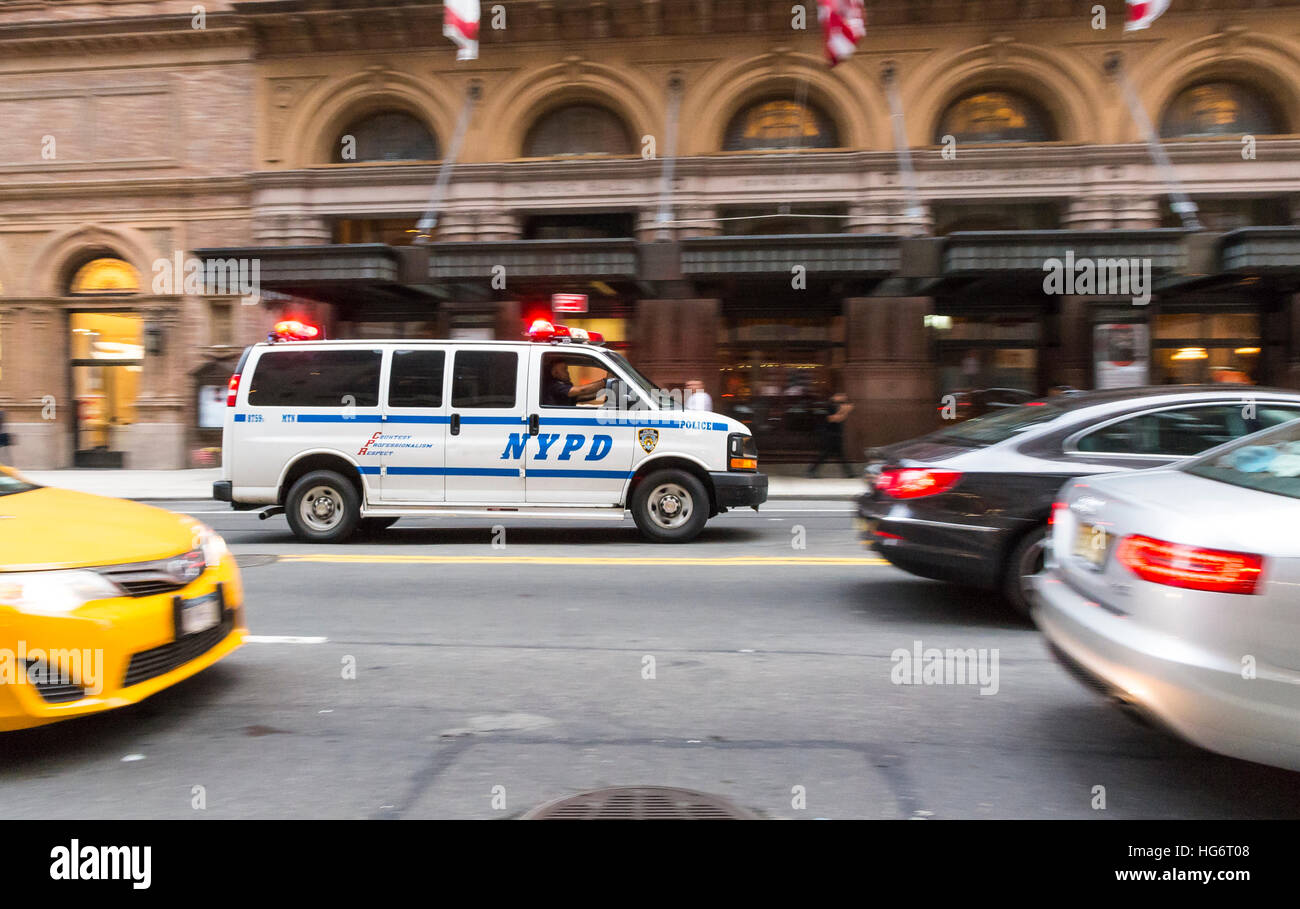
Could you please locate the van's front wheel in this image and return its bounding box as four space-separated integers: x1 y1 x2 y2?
286 470 360 543
631 469 709 543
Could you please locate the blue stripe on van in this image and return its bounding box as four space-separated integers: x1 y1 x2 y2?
459 416 527 425
293 414 384 423
357 466 522 478
527 469 634 480
539 416 727 431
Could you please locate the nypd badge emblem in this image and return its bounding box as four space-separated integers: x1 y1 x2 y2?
638 428 659 453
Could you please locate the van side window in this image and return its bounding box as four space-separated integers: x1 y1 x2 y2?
451 350 517 408
389 350 446 408
248 349 381 407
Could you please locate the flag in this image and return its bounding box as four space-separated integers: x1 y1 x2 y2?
444 0 480 61
1125 0 1171 32
817 0 866 67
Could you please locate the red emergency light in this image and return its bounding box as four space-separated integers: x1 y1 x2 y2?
526 319 603 345
270 319 321 342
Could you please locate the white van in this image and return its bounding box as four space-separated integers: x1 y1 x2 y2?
214 325 766 543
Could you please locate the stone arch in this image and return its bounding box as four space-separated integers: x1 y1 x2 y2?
908 43 1095 146
1127 34 1300 142
29 224 156 298
483 60 658 161
687 52 877 153
286 69 459 168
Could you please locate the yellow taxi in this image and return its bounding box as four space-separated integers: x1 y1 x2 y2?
0 466 245 731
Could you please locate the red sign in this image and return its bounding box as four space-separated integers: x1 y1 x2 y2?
551 293 588 314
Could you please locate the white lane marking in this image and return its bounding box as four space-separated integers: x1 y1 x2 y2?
245 635 329 644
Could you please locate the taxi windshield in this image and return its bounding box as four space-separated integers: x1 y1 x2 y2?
0 472 38 497
605 352 679 409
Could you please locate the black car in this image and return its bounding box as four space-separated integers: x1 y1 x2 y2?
857 386 1300 614
938 387 1037 422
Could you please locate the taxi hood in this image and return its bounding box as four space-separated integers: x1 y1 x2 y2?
0 485 199 572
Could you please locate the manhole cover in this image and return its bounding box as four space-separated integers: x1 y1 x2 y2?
522 786 756 820
234 554 279 569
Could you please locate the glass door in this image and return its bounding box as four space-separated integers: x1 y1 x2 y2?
70 312 143 467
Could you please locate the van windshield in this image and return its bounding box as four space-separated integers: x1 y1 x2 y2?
605 352 679 409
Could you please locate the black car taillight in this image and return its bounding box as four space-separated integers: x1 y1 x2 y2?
874 468 962 499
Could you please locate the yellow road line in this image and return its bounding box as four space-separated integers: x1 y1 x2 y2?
277 554 890 567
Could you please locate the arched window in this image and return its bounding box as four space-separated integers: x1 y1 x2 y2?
1160 81 1284 138
68 257 140 295
935 89 1055 143
723 97 839 151
334 111 439 163
522 104 634 157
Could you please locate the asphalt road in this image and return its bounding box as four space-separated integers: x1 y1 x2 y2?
5 500 1300 819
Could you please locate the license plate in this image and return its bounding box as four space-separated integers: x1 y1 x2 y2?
177 591 221 636
1073 522 1110 568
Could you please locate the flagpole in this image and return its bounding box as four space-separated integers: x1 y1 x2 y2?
881 61 924 225
415 81 481 242
1106 52 1201 231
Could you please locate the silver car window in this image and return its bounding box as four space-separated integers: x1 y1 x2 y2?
1183 418 1300 501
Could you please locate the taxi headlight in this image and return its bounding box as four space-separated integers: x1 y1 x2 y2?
0 570 125 615
196 526 228 567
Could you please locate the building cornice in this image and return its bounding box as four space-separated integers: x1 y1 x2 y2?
0 174 253 202
242 139 1300 188
0 13 248 56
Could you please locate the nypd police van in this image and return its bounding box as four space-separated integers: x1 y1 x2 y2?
213 320 767 543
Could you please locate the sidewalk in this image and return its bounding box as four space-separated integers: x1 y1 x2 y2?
18 468 863 502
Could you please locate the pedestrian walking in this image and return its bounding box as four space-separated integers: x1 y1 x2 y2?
684 378 713 412
807 391 855 478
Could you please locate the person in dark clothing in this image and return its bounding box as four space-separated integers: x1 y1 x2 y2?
807 392 855 478
543 356 608 407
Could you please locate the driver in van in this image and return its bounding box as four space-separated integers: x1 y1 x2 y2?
543 356 609 407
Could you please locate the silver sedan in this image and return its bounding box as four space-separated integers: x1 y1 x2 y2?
1032 418 1300 771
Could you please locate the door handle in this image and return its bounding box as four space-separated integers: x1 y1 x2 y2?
528 413 539 436
450 413 460 436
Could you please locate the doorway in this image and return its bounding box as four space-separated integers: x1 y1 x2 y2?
69 312 143 468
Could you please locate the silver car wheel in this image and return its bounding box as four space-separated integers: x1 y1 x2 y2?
647 482 693 530
300 485 344 532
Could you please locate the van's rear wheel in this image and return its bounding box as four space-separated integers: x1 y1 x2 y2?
631 469 709 543
285 470 360 543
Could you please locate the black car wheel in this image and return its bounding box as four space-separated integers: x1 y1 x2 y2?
631 469 709 543
285 470 361 543
1003 524 1048 617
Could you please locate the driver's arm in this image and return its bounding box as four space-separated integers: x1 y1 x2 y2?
570 375 609 399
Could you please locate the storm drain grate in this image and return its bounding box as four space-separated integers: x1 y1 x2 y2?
523 786 757 820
